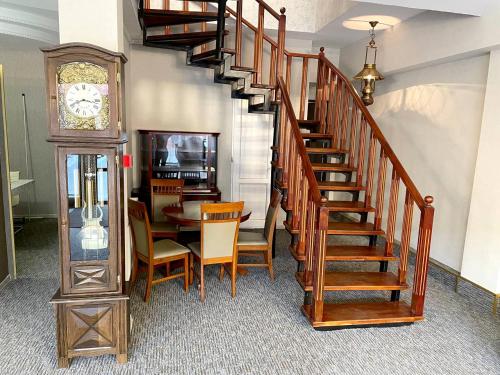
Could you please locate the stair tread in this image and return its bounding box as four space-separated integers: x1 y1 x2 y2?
328 221 385 235
298 120 320 128
230 65 257 73
306 147 348 154
325 200 374 212
191 48 235 63
311 162 355 172
140 9 229 28
326 245 397 261
296 271 407 291
147 30 220 41
251 83 275 90
302 302 422 328
317 181 365 191
301 133 333 139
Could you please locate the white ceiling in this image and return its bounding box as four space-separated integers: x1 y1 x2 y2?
355 0 495 16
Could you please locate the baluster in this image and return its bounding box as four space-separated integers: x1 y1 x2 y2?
145 0 150 8
319 67 329 133
314 48 325 122
399 190 414 284
356 115 367 186
277 99 287 169
162 0 171 34
253 4 265 84
235 0 243 66
348 106 358 168
282 115 292 186
183 1 189 33
285 55 292 91
411 197 435 316
374 150 388 230
385 169 400 255
292 157 302 230
201 2 208 52
325 70 336 135
303 198 317 286
276 8 286 93
299 57 309 120
339 83 349 149
287 141 297 211
269 46 277 86
311 200 329 322
332 78 342 148
296 176 309 256
365 131 376 206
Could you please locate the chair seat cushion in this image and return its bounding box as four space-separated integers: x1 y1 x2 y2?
151 222 178 234
237 231 268 246
153 239 190 259
187 242 201 258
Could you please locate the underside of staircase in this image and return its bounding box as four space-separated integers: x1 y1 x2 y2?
137 0 435 330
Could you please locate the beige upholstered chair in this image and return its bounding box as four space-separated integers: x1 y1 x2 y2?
188 201 244 302
128 199 190 303
150 179 184 240
237 189 282 279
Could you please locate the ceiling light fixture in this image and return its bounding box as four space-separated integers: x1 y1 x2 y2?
353 20 384 106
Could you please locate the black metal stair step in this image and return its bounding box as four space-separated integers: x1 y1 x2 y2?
145 30 228 49
139 9 229 28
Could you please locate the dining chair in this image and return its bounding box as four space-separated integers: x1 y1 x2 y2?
237 189 282 280
150 178 184 240
128 199 190 303
188 201 244 302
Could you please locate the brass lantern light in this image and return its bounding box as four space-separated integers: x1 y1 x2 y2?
354 21 384 106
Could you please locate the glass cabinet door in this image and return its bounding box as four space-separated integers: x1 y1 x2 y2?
59 147 118 295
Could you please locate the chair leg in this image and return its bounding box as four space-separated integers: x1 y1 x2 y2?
231 261 237 298
183 254 189 293
219 264 225 281
166 262 171 277
189 253 194 285
130 251 139 290
199 264 206 303
266 248 274 280
144 264 154 303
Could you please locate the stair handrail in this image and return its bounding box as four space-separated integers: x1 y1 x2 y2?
319 54 427 210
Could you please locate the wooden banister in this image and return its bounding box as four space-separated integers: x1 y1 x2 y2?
255 0 280 19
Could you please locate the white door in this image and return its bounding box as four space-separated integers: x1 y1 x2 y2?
231 100 273 228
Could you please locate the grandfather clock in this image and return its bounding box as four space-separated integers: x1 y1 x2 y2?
42 43 129 368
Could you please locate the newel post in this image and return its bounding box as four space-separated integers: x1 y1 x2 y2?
275 7 286 101
311 196 329 322
411 196 435 316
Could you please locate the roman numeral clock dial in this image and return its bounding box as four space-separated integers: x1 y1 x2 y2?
65 83 102 118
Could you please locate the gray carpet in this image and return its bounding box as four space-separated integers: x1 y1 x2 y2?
0 219 498 374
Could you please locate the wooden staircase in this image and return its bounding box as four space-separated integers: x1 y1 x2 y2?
137 0 435 330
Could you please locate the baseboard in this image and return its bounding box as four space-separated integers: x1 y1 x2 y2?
0 274 11 290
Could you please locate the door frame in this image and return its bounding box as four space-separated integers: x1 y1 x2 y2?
0 65 16 279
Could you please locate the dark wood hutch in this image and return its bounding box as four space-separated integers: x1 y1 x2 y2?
138 130 221 205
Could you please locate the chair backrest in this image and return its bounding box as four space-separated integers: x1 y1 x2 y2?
150 179 184 223
263 189 283 244
128 199 153 260
200 201 244 260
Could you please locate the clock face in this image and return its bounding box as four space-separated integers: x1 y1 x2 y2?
57 62 110 131
65 83 103 118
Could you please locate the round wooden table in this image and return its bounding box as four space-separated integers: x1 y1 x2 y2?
162 200 252 226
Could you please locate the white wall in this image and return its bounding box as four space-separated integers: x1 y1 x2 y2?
127 45 235 199
0 35 57 217
365 55 488 271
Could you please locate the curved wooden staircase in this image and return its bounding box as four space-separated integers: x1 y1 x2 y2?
137 0 435 329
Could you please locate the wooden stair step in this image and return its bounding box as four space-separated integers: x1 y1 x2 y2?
250 83 275 90
325 200 374 213
298 120 320 129
326 245 397 261
296 271 407 292
328 221 384 235
311 162 355 172
191 48 235 63
283 220 299 235
302 302 422 328
140 9 229 28
147 30 226 42
290 244 397 262
230 66 257 73
317 181 365 192
301 133 334 140
306 147 348 155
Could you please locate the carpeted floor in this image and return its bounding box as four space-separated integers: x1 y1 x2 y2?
0 219 498 374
